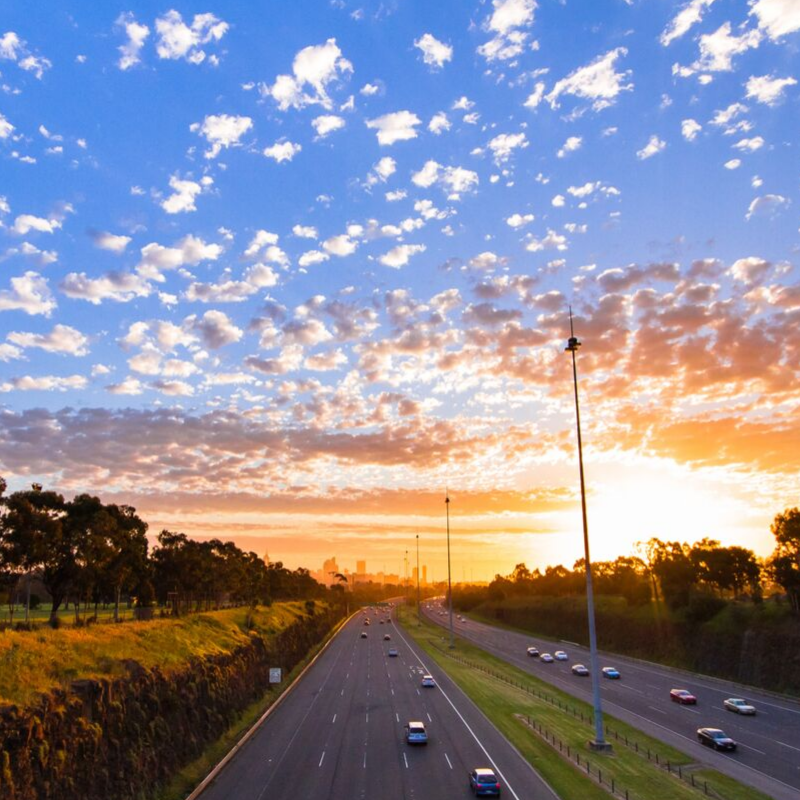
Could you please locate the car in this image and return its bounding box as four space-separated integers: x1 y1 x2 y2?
697 728 737 751
554 651 568 661
379 620 384 624
360 631 368 638
386 618 392 623
724 698 756 715
572 664 590 676
421 675 436 688
526 647 540 657
602 667 621 679
364 619 370 626
540 653 554 663
670 689 697 704
383 633 391 640
469 768 501 796
388 647 398 657
405 721 428 745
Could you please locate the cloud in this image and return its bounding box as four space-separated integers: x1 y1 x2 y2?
745 74 797 105
730 256 771 286
90 231 132 253
0 31 51 78
293 225 318 239
191 114 252 158
323 234 358 257
733 136 764 152
265 39 352 111
364 156 397 188
0 112 14 139
557 136 582 158
637 135 666 160
137 235 223 281
379 244 426 268
0 271 56 315
161 175 213 214
487 132 528 164
745 194 788 220
526 229 568 251
107 377 144 395
187 310 243 349
243 230 288 266
311 114 345 138
749 0 800 40
681 119 702 141
506 213 534 229
660 0 717 46
0 375 87 393
524 82 546 109
366 111 422 145
59 271 151 304
411 160 479 198
7 324 89 355
694 23 761 72
299 250 330 268
154 10 228 64
13 215 61 235
428 112 450 135
478 0 536 62
263 140 302 162
116 13 150 70
151 379 194 396
546 48 632 111
414 33 453 69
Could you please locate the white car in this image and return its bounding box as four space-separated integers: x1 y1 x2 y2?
421 675 436 688
541 653 554 663
724 698 756 715
554 651 568 661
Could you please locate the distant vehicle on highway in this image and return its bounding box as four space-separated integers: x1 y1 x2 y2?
670 689 697 704
469 768 501 796
724 698 756 715
360 631 368 639
571 664 589 676
405 721 428 745
602 667 621 679
554 651 568 661
421 674 436 687
697 727 737 751
388 647 398 657
383 633 391 640
540 653 554 663
526 647 540 657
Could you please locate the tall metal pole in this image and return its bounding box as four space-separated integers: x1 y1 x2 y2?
446 491 454 648
416 534 421 625
565 309 609 750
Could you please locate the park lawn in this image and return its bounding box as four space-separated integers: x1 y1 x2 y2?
0 602 318 706
399 607 770 800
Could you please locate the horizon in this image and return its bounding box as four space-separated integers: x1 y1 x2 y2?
1 0 798 582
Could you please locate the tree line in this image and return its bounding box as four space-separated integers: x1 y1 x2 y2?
455 508 800 615
0 478 326 625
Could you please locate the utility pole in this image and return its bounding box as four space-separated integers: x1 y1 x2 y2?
566 308 610 752
446 490 454 649
416 534 421 626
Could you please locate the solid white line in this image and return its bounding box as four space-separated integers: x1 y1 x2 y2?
403 752 409 769
445 753 453 770
318 751 325 767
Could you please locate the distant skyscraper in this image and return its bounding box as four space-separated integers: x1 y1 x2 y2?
422 565 427 585
412 566 419 583
356 559 366 574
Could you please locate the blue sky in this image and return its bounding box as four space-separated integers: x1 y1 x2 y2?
1 0 799 577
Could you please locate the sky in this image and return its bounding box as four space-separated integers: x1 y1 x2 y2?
0 0 799 581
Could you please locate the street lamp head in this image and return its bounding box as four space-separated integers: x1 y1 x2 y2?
565 335 581 352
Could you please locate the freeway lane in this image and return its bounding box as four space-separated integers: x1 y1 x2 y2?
423 604 800 800
199 608 558 800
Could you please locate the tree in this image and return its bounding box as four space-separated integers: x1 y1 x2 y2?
767 508 800 613
646 538 696 609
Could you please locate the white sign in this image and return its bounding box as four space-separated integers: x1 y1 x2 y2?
269 668 282 684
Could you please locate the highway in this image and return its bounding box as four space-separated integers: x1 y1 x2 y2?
422 604 800 800
198 608 558 800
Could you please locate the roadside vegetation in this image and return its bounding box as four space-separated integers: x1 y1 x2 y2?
399 607 770 800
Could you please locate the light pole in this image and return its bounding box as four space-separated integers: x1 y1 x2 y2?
446 490 454 648
566 309 610 752
416 534 421 625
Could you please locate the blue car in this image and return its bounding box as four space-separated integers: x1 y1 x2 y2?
602 667 621 679
469 768 501 796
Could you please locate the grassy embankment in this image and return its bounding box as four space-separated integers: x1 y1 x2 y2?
398 607 769 800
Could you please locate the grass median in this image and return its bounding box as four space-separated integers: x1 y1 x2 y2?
398 607 769 800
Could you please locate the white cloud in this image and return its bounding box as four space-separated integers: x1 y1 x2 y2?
263 140 302 162
526 229 568 251
546 48 632 111
7 324 89 355
412 160 441 188
360 83 380 96
243 231 288 266
386 190 407 202
188 309 243 349
161 175 213 214
478 0 536 62
506 213 534 228
0 271 56 315
660 0 717 46
323 234 358 257
468 252 505 271
414 33 453 69
557 136 582 158
724 159 741 169
746 193 789 220
293 224 318 239
694 23 761 72
116 13 150 70
365 156 397 188
0 31 51 78
151 379 194 396
745 74 797 105
155 10 228 64
378 244 426 268
60 271 151 304
0 343 23 362
452 96 475 111
312 114 345 138
266 39 353 111
299 250 330 267
524 82 546 109
366 110 421 145
428 112 451 135
733 136 765 152
0 113 14 139
637 135 666 160
191 114 252 158
91 231 132 253
487 132 528 164
107 377 144 395
749 0 800 40
411 160 478 197
551 194 565 207
13 214 61 235
681 118 702 141
0 375 87 393
138 235 223 280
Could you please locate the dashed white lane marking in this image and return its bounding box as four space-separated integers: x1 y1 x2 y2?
776 740 800 753
318 751 325 768
363 751 367 768
427 712 432 722
396 713 400 722
648 706 667 715
445 753 453 770
366 712 369 723
403 752 409 769
332 714 337 723
340 689 344 696
739 743 767 755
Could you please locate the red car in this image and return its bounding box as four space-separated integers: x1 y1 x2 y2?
670 689 697 704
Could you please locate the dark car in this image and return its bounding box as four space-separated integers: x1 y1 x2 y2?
469 768 501 796
670 688 697 704
526 647 540 657
697 728 737 751
571 664 590 676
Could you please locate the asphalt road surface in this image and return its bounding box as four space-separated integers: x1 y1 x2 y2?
198 608 558 800
423 603 800 800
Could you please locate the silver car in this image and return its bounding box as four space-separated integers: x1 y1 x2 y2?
724 698 756 715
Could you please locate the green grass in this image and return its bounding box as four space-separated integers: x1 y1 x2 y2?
399 607 770 800
0 602 319 706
